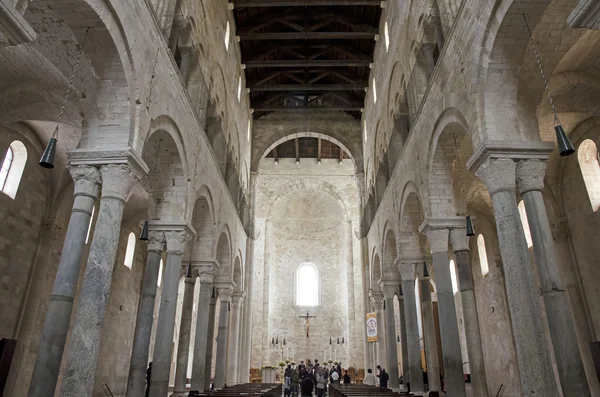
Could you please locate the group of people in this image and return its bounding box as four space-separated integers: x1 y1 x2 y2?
362 365 390 389
283 360 352 397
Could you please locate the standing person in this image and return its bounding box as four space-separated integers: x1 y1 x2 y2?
145 362 152 397
379 368 389 389
336 362 342 377
343 370 351 384
331 368 339 384
284 372 292 397
363 368 376 386
291 367 300 397
301 375 314 397
315 368 326 397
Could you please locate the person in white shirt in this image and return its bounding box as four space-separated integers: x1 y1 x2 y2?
331 369 339 383
363 368 376 386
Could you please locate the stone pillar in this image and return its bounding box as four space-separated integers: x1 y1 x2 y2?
172 265 195 396
28 166 100 397
370 290 387 370
474 157 559 397
397 288 410 390
345 220 358 363
417 265 441 393
240 235 255 383
126 231 165 397
516 160 591 397
226 293 244 385
190 264 215 391
204 288 218 391
58 164 138 397
397 263 424 392
449 229 488 397
381 284 400 389
149 230 190 397
360 237 372 371
422 228 466 397
214 287 232 389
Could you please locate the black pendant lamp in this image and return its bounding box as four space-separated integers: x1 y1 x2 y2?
397 335 400 342
211 287 216 299
341 337 345 344
40 28 90 169
337 338 340 344
329 338 332 345
423 262 429 278
140 220 149 241
524 14 575 157
283 339 286 346
466 216 475 237
186 263 192 278
272 337 275 345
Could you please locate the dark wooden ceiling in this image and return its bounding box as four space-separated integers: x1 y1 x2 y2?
232 0 382 119
265 137 349 162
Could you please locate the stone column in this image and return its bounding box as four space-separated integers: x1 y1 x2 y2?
190 264 215 391
397 288 410 390
360 237 372 371
516 160 591 397
449 229 488 397
240 235 255 383
397 263 424 392
172 265 195 396
417 264 441 393
126 231 165 397
422 228 466 397
345 220 358 363
226 293 244 385
204 288 218 391
474 157 559 397
58 164 138 397
214 287 232 389
381 284 400 389
149 230 190 397
370 290 387 370
28 166 101 397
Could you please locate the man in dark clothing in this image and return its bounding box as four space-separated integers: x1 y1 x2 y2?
336 362 342 377
301 376 314 396
145 362 152 397
343 370 351 384
379 368 389 389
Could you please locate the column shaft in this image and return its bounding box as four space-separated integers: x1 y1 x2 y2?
375 307 387 369
397 296 410 389
226 297 242 385
420 279 441 392
173 274 195 396
149 231 188 397
522 188 591 396
126 240 163 397
402 279 424 391
384 296 400 389
59 165 137 397
431 251 467 397
214 295 231 389
191 282 213 391
204 294 217 391
28 167 100 397
240 236 255 383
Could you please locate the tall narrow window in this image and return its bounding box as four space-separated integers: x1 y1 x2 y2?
247 119 251 142
224 21 231 51
85 205 96 244
157 259 164 287
124 232 136 269
363 120 368 142
237 76 242 101
384 22 390 52
0 141 27 199
578 139 600 211
373 78 377 103
449 259 459 294
518 200 533 248
296 262 319 306
477 234 489 276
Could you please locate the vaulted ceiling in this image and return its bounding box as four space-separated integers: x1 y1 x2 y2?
232 0 382 120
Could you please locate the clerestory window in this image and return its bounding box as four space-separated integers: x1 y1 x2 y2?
296 262 319 307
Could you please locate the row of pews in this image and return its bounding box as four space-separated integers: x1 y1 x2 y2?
329 384 414 397
190 383 282 396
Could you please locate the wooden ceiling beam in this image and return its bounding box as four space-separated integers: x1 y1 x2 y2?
244 59 371 68
233 0 382 6
239 31 376 40
253 105 363 111
249 84 365 91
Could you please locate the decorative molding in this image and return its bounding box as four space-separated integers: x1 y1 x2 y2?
466 140 554 174
148 220 197 238
67 148 149 180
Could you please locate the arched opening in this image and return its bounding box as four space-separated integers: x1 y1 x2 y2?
191 193 214 261
371 253 382 289
296 263 319 307
518 200 533 248
383 228 400 280
384 22 390 52
124 232 136 269
85 205 96 245
216 231 232 279
225 21 231 50
449 259 458 294
578 139 600 211
477 234 489 276
157 259 164 287
0 141 27 199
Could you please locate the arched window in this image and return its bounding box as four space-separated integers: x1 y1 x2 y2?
518 200 533 248
85 205 96 244
224 21 231 51
578 139 600 211
384 22 390 52
0 141 27 199
449 259 459 294
124 232 136 269
363 120 368 142
296 262 319 306
477 234 489 276
372 78 377 103
237 76 242 101
247 119 251 142
157 259 163 287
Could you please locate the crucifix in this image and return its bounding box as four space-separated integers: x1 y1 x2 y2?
299 311 316 338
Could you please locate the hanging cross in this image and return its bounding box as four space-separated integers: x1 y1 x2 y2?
299 311 316 338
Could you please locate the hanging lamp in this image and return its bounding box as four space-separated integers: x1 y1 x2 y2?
523 14 574 157
423 262 429 278
186 263 192 278
140 220 149 241
466 216 475 237
40 28 90 168
329 337 332 345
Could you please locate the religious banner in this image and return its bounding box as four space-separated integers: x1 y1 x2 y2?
366 312 378 342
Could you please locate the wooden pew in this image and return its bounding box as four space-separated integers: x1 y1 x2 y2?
329 384 413 397
193 383 282 397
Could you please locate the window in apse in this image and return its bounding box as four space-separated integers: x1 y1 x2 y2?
578 139 600 211
373 78 377 103
364 120 368 142
85 205 96 244
518 200 533 248
477 234 489 276
384 22 390 52
225 21 231 51
237 76 242 101
449 259 459 294
0 141 27 199
157 259 163 287
124 232 136 269
296 263 319 306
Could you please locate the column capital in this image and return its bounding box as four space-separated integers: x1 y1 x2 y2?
232 292 245 309
380 282 398 299
369 290 385 310
398 262 416 281
516 159 547 195
418 218 451 253
69 165 101 196
99 164 140 202
67 148 149 180
196 263 216 284
449 228 469 252
217 284 234 302
165 231 190 255
147 231 165 253
427 229 449 254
